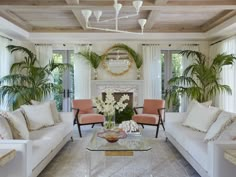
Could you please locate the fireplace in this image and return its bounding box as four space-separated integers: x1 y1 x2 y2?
102 92 133 107
91 80 144 107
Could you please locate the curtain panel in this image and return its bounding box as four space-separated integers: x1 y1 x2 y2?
142 45 162 99
35 45 53 66
73 44 91 99
210 37 236 112
35 45 53 100
180 44 200 112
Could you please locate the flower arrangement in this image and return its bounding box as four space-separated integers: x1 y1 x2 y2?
93 89 129 129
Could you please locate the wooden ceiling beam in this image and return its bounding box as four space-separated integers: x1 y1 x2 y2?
145 0 168 30
0 10 32 31
65 0 79 5
65 0 86 30
0 2 236 12
201 10 236 32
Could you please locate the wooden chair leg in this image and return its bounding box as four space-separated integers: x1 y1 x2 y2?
160 119 165 131
73 118 77 125
155 125 160 138
77 123 82 137
91 124 95 128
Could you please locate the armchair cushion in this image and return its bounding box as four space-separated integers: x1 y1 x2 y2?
78 114 104 124
143 99 165 114
72 99 94 114
132 114 159 124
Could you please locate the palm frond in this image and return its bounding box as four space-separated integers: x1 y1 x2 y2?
7 45 37 63
78 50 102 69
180 50 206 65
48 59 72 72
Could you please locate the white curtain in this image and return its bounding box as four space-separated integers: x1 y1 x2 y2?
0 37 13 110
35 44 53 100
210 37 236 112
142 45 162 99
74 44 91 99
180 44 200 112
35 45 53 66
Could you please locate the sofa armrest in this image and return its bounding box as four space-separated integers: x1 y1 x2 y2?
59 112 74 123
59 112 74 132
0 140 32 177
208 140 236 177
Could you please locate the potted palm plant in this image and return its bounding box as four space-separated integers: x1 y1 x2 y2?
0 45 72 109
78 50 103 80
165 50 236 108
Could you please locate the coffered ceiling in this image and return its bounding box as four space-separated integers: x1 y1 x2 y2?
0 0 236 34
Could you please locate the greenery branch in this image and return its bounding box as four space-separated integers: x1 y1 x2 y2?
78 50 103 69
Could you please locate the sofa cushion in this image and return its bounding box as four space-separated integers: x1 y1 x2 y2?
30 121 72 169
132 114 159 124
183 102 221 132
4 109 29 139
0 113 13 139
166 117 208 171
204 111 236 142
31 100 61 124
21 102 55 131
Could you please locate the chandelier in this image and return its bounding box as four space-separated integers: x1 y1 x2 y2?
81 0 147 34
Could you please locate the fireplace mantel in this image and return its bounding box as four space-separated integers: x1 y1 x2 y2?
91 80 144 106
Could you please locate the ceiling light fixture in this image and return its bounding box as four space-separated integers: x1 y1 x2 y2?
81 0 146 34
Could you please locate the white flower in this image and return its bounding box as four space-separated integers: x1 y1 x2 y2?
93 90 129 116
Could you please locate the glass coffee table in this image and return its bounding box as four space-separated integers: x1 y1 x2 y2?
86 129 153 177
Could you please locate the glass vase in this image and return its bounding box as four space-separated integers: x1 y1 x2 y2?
104 114 115 129
137 68 141 80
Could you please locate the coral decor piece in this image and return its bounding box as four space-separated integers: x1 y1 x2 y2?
119 120 139 133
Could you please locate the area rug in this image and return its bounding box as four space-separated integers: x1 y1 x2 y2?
38 126 201 177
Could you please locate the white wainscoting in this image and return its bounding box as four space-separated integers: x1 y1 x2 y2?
91 80 144 107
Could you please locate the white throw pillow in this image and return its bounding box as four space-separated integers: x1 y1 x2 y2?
21 102 55 131
183 102 221 132
31 100 61 123
0 113 13 139
204 111 236 142
2 109 30 139
187 100 212 113
183 99 212 122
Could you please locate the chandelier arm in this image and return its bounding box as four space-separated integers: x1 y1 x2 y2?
96 14 138 23
86 26 143 35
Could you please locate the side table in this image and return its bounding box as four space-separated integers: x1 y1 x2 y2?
0 149 16 167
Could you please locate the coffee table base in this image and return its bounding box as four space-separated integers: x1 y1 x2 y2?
105 151 133 156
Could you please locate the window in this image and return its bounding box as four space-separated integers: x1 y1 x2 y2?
52 50 74 111
161 50 182 111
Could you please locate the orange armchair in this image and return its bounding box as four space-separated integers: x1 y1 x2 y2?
132 99 165 138
72 99 105 137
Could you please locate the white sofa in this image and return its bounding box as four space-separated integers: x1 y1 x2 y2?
0 112 73 177
165 112 236 177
